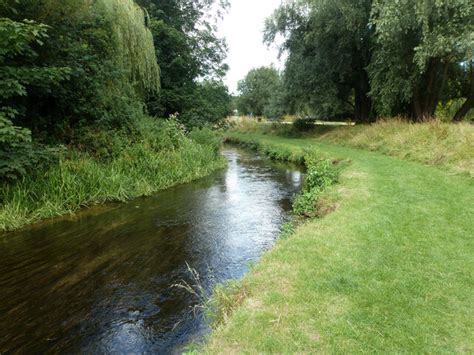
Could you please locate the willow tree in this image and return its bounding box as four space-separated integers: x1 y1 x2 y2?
369 0 474 120
35 0 160 94
96 0 160 94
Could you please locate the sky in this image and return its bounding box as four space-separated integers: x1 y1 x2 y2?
217 0 284 94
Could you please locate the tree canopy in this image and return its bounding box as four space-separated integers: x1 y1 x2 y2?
136 0 231 127
237 66 284 119
263 0 474 122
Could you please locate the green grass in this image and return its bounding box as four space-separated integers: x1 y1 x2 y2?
231 119 474 177
0 139 226 232
204 132 474 353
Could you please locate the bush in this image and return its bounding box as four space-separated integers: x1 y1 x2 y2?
0 111 62 181
304 155 339 190
293 153 339 217
132 116 187 152
71 116 190 160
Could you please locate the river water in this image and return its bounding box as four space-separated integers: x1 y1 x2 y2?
0 147 304 353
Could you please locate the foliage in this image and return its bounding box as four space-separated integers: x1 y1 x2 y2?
293 118 316 132
265 0 373 122
189 126 223 154
136 0 230 127
369 0 474 119
179 80 232 127
0 109 62 181
293 154 339 216
237 66 283 118
97 0 160 94
264 0 474 121
0 16 69 180
0 117 226 231
1 0 159 136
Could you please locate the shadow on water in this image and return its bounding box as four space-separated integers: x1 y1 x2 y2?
0 147 304 353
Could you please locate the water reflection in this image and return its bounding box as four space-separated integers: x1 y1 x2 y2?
0 148 303 353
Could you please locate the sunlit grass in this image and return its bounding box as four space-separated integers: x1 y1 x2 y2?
204 132 473 353
230 118 474 176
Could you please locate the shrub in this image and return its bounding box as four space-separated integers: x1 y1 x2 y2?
293 153 339 217
0 110 62 181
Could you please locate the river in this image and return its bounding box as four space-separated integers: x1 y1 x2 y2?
0 147 304 353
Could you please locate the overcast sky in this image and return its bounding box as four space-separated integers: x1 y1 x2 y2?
217 0 284 94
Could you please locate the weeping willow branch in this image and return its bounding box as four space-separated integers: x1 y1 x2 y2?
97 0 160 95
39 0 160 95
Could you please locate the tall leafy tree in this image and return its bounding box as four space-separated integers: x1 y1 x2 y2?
369 0 474 120
237 66 283 118
265 0 374 122
1 0 160 137
137 0 230 126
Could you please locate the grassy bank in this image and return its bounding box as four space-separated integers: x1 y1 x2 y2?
232 119 474 177
204 130 474 353
0 125 226 233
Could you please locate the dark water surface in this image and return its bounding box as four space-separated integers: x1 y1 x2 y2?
0 148 304 353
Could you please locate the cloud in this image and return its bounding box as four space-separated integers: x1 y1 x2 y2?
217 0 284 94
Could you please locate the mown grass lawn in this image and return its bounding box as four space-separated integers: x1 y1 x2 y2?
204 132 473 353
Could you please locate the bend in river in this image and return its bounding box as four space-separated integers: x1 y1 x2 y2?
0 147 304 353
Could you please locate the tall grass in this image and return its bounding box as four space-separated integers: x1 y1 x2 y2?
318 119 473 176
0 132 225 232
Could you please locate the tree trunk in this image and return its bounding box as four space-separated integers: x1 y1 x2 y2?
354 70 372 123
411 58 445 121
453 62 474 122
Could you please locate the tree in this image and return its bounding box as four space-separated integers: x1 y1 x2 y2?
265 0 374 122
453 61 473 122
179 80 232 127
0 17 69 180
136 0 230 126
1 0 160 137
369 0 474 120
266 0 473 121
237 66 283 118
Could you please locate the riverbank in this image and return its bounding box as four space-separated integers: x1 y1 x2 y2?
233 119 473 176
0 125 226 233
204 129 474 352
